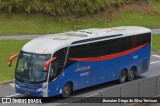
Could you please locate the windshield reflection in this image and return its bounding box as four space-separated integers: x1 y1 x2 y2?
15 51 51 83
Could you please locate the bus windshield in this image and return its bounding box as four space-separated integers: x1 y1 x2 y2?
15 52 51 83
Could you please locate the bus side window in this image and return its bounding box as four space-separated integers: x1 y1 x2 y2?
141 33 151 45
108 38 123 54
131 35 138 48
49 48 67 82
124 36 132 50
138 35 142 46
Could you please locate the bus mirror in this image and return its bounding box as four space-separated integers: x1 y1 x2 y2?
8 53 19 67
44 57 56 72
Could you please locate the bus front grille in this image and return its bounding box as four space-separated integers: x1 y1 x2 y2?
21 87 36 92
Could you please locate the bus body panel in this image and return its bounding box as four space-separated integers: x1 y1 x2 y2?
66 45 150 90
13 26 151 97
47 44 150 96
15 44 151 97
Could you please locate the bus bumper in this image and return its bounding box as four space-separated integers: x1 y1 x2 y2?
15 80 44 97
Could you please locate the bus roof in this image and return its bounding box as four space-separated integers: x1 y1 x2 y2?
21 26 151 54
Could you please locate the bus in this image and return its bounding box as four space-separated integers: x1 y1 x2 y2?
8 26 151 97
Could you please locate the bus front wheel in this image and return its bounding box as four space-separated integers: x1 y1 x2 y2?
119 69 127 84
62 83 71 98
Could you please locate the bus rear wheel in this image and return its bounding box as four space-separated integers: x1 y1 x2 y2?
128 67 136 81
119 69 127 84
62 83 71 98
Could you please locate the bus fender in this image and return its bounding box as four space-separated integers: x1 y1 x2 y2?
63 80 74 91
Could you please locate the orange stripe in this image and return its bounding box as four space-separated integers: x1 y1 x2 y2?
69 43 149 62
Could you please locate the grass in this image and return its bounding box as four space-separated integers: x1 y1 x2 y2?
152 34 160 53
0 34 159 82
0 12 160 36
149 0 160 11
0 40 29 82
0 1 160 35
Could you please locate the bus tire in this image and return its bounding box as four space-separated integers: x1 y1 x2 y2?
119 69 127 84
128 67 136 81
62 83 71 98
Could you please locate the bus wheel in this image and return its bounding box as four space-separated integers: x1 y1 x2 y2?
62 83 71 98
128 67 136 81
119 69 127 84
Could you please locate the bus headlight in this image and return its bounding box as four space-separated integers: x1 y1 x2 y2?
15 84 20 88
36 88 43 92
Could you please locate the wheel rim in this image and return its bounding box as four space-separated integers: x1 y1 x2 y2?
130 70 134 78
120 71 126 82
129 68 135 79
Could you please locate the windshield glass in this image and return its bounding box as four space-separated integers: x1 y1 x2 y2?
15 51 51 83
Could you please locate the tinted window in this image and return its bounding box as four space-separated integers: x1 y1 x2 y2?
49 48 67 82
122 33 151 50
68 38 125 59
66 33 151 68
108 38 124 54
141 33 151 45
68 40 110 58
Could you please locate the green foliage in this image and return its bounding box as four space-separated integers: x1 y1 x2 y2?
0 0 148 16
0 40 29 82
152 34 160 52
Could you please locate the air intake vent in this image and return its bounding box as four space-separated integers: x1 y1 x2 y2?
53 37 69 40
65 32 88 37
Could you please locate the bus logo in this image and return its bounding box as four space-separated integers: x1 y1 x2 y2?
75 64 91 72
